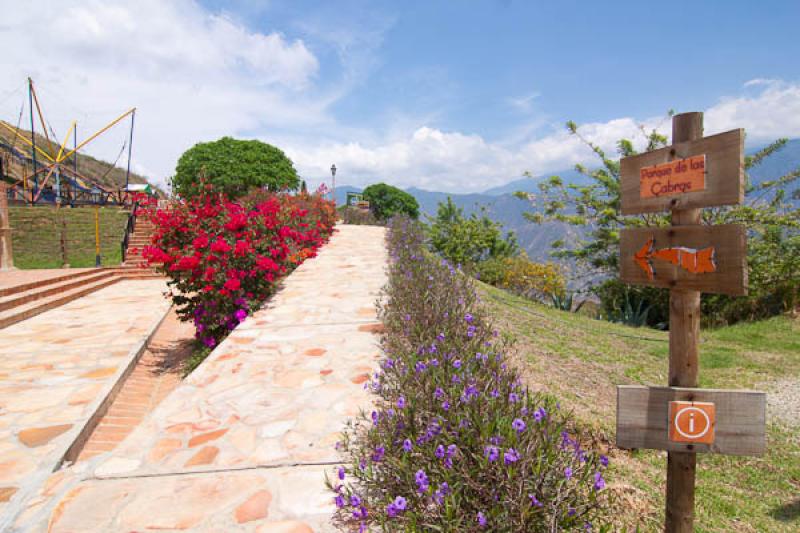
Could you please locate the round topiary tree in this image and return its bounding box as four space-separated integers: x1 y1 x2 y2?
172 137 300 198
362 183 419 220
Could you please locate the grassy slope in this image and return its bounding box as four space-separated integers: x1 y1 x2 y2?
9 206 129 268
483 284 800 532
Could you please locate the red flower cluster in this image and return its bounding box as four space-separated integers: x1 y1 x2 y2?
137 188 336 347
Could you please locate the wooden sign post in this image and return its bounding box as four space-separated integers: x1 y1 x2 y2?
616 113 764 532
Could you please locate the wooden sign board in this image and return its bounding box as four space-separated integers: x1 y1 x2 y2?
620 224 747 295
620 128 744 215
616 385 766 456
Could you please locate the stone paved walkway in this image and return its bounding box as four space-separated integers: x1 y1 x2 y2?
76 308 195 462
18 225 387 532
0 279 170 526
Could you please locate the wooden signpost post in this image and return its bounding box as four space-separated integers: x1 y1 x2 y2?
616 112 766 532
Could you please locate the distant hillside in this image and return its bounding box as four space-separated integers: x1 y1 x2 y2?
338 139 800 262
0 120 151 191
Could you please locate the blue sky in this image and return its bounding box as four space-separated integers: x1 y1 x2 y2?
2 0 799 191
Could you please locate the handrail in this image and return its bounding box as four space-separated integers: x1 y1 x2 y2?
120 200 138 263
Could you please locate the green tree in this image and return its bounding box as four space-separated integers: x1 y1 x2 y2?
172 137 300 198
520 116 800 324
362 183 420 220
428 196 518 266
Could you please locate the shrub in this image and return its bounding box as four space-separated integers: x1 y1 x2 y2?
362 183 420 220
341 206 382 226
139 186 334 348
172 137 300 199
500 253 565 302
428 197 517 266
329 217 610 532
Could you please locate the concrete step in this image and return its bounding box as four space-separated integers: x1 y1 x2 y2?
0 276 123 330
0 271 118 312
0 269 108 298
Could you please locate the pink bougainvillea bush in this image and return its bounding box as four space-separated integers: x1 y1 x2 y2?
138 186 335 348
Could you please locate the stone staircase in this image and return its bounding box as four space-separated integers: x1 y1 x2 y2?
122 218 156 268
0 267 162 330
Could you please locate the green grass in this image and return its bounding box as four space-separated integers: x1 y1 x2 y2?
483 283 800 532
8 206 129 268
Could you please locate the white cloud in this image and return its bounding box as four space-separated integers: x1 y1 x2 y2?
507 92 540 113
0 0 323 189
291 80 800 193
705 79 800 141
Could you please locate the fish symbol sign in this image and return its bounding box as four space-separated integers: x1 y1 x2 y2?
634 237 716 280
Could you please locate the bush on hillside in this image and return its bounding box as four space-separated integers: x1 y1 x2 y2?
329 217 610 532
172 137 300 199
362 183 420 220
139 185 334 348
428 197 518 266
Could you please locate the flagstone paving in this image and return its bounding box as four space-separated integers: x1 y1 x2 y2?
0 279 170 526
15 224 387 532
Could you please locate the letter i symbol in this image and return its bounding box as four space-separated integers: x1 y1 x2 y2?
689 412 695 433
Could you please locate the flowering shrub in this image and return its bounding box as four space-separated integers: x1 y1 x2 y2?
139 186 335 347
329 218 610 532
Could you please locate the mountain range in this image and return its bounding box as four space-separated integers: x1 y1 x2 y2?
336 139 800 262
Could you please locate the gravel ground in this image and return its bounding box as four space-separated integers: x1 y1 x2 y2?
763 377 800 427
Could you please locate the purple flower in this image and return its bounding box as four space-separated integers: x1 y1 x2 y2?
435 444 445 459
352 506 368 519
434 387 444 399
350 495 361 506
415 469 429 493
465 313 474 323
453 359 462 369
504 448 519 465
529 494 543 508
512 418 526 433
600 454 609 468
386 494 405 517
337 466 345 480
564 467 573 479
334 495 345 508
234 308 247 321
415 361 427 372
568 507 576 517
477 511 487 527
509 392 519 403
490 389 499 398
397 396 406 409
593 472 606 491
467 325 476 338
372 446 385 462
447 444 458 458
484 445 499 462
371 411 379 426
437 333 445 341
393 495 407 511
403 439 413 452
441 400 450 411
534 407 547 422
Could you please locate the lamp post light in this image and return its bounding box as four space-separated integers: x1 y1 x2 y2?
330 164 337 204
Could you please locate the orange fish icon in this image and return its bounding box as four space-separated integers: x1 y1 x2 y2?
634 237 716 280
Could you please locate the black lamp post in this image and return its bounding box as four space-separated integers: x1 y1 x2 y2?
330 164 337 203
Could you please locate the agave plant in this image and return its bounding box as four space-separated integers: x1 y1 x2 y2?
604 292 652 327
550 291 586 313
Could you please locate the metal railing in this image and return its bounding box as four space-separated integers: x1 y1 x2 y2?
120 201 138 263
